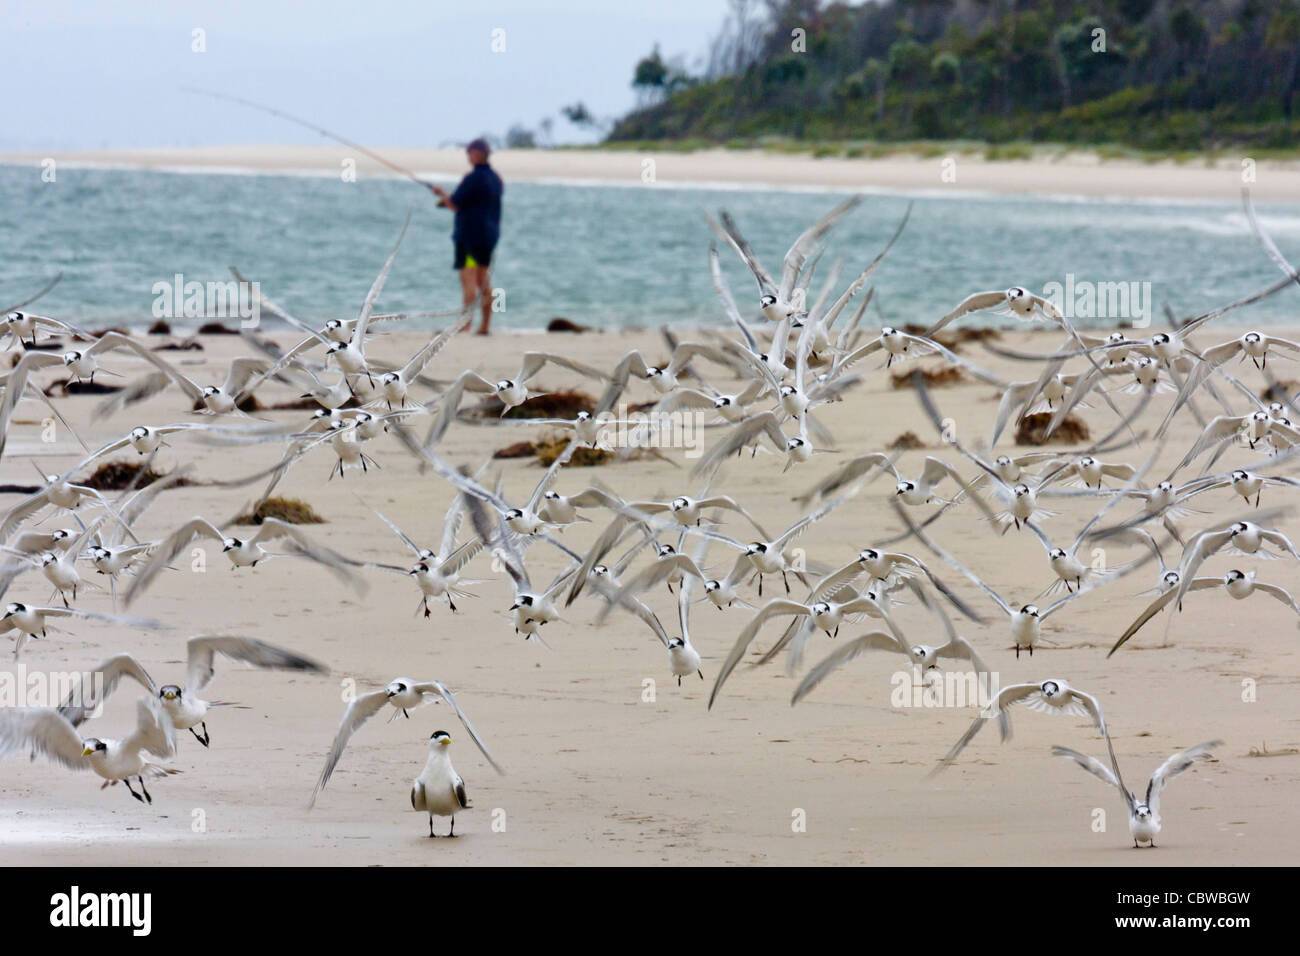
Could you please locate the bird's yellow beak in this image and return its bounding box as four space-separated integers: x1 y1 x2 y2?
81 746 94 757
441 737 451 746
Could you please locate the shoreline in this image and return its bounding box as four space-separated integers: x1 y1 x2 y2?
5 145 1299 202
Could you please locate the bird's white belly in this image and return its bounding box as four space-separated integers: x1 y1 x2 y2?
812 608 842 632
498 384 527 407
93 748 145 782
44 564 79 590
414 570 450 597
1051 555 1085 581
229 544 265 567
165 697 206 730
415 765 462 816
130 433 161 454
48 485 81 509
1010 615 1039 646
1130 815 1159 845
899 488 930 506
669 643 700 677
205 392 236 414
13 610 43 634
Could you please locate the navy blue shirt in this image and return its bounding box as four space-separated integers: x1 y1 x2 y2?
450 163 503 249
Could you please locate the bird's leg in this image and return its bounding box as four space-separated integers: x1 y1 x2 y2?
1028 645 1033 657
423 597 431 619
448 817 456 838
676 675 682 686
200 722 210 746
1256 492 1261 508
1015 645 1020 659
428 815 437 838
124 778 144 803
403 709 410 719
189 726 209 748
697 670 704 680
139 776 152 804
448 596 457 613
782 571 790 593
757 575 763 598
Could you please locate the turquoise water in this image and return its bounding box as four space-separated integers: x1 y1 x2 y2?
3 162 1299 330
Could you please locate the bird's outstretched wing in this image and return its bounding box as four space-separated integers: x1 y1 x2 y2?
790 631 903 705
58 653 157 727
310 688 391 807
1146 740 1221 816
186 634 328 694
411 681 504 775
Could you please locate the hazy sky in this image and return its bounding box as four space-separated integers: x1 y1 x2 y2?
3 0 735 150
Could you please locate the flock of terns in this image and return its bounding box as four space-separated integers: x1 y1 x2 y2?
0 189 1296 849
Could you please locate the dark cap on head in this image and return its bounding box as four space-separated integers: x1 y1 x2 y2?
465 137 491 155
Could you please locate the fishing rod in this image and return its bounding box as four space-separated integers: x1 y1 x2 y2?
185 87 433 187
1 272 62 316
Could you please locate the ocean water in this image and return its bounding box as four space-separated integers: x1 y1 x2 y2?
2 162 1299 332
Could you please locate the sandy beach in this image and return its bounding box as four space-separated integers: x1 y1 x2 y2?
0 325 1296 866
5 145 1299 201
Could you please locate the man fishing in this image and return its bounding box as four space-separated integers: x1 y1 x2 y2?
429 138 504 335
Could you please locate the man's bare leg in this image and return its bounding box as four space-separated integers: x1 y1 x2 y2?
475 266 492 335
457 268 477 332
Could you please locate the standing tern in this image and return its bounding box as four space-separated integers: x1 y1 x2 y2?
411 730 469 837
1052 739 1221 847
